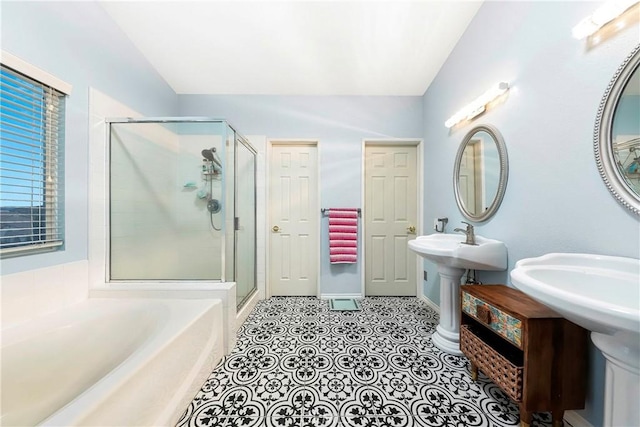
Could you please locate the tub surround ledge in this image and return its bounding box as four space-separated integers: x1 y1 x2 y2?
90 282 237 354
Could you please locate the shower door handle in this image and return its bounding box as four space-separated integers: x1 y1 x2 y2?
272 225 280 232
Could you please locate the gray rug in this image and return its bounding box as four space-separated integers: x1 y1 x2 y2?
329 298 361 311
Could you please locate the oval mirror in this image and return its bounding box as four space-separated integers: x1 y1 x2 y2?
595 44 640 215
453 124 508 222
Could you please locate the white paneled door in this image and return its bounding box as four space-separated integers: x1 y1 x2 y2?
365 145 418 296
269 144 318 296
458 139 481 215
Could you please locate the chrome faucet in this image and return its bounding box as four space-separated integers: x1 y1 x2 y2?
454 221 476 245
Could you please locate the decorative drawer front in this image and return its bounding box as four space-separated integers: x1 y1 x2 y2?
462 292 523 348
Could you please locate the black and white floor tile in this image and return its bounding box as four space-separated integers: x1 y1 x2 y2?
177 297 553 427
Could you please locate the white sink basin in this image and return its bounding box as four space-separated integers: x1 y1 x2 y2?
408 233 507 271
511 253 640 427
510 253 639 336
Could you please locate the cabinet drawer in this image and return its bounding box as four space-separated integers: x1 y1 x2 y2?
460 325 524 402
462 291 523 348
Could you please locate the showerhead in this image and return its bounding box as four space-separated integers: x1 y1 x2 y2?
201 148 215 161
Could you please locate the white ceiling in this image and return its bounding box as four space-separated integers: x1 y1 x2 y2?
100 1 483 96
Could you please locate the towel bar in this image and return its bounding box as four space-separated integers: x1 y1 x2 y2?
321 208 361 217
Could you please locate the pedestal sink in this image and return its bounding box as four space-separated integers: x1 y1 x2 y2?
408 234 507 355
510 253 640 427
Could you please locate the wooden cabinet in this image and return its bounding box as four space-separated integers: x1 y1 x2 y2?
460 285 588 427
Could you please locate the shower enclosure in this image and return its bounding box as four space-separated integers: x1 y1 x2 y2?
107 118 256 308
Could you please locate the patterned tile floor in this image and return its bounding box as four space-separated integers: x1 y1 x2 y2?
177 297 553 427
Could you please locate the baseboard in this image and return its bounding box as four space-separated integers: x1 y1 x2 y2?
564 411 594 427
320 293 363 300
419 294 440 314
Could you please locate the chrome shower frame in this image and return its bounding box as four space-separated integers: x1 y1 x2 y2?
104 117 258 308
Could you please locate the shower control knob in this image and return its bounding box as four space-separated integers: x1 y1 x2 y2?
272 225 280 232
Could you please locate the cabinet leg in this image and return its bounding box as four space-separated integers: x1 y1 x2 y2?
552 410 565 427
519 406 532 427
470 363 478 381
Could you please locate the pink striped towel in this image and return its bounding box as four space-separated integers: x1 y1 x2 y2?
328 208 358 264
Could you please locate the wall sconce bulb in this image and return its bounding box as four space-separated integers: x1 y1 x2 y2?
444 82 510 129
572 0 638 39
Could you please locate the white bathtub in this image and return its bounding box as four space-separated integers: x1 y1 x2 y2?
90 282 239 353
0 298 223 426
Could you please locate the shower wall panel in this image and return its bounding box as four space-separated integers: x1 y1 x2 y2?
176 135 223 279
110 124 179 280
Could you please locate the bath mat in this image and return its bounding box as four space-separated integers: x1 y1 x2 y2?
329 298 361 311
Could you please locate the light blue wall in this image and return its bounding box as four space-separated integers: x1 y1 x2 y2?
178 95 423 294
0 1 177 275
422 2 640 425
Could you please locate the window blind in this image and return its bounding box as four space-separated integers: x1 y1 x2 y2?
0 65 65 256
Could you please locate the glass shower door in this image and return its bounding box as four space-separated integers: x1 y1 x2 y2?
234 136 256 307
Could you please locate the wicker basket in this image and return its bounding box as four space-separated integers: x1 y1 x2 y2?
460 324 524 402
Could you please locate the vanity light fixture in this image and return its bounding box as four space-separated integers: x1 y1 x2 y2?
572 0 638 39
444 82 509 129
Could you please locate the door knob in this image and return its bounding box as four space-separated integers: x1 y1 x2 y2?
407 226 416 234
272 225 280 232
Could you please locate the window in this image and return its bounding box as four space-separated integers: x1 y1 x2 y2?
0 63 66 257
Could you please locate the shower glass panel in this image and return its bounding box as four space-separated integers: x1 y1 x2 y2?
107 119 257 308
235 136 257 307
109 120 227 280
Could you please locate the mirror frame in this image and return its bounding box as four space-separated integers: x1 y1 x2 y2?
594 44 640 216
453 124 509 222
